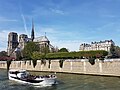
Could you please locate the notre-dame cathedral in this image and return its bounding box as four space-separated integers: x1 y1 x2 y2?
7 21 55 58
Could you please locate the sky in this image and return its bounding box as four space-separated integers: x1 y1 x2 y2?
0 0 120 51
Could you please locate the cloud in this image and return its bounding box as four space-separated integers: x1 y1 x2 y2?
0 30 9 51
34 26 82 51
0 46 7 51
96 22 120 32
34 26 60 37
51 40 82 51
21 14 28 35
31 7 50 16
0 30 9 41
40 27 58 33
0 16 17 22
31 5 66 17
50 8 65 15
96 23 114 31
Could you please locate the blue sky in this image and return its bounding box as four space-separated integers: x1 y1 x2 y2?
0 0 120 51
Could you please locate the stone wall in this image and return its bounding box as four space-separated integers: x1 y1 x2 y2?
0 59 120 76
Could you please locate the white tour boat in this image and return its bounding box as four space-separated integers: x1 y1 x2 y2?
8 69 57 86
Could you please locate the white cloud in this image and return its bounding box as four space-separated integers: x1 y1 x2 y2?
31 6 66 17
96 22 120 32
34 26 83 51
0 45 7 51
0 30 9 51
50 8 65 15
0 30 10 42
51 40 82 51
0 16 17 22
40 27 58 33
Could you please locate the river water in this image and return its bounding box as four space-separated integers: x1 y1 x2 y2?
0 69 120 90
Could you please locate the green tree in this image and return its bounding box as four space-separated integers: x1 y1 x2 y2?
15 51 23 60
0 51 7 56
22 42 40 59
40 45 50 54
110 44 115 55
58 48 69 52
31 52 46 68
45 50 108 59
31 52 45 60
114 46 120 57
106 44 120 58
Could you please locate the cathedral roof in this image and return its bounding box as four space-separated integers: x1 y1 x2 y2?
34 36 49 42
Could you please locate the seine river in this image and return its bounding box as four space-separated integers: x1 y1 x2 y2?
0 69 120 90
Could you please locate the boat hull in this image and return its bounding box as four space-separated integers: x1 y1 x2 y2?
9 75 56 86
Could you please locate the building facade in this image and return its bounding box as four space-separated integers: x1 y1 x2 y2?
18 34 32 50
34 36 55 53
7 32 19 56
79 40 115 52
7 21 55 57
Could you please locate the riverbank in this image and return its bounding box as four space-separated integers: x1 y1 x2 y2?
0 59 120 77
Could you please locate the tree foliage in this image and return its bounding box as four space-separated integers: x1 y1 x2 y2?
109 44 115 56
16 51 22 60
31 52 44 60
58 48 69 52
0 51 7 56
22 42 40 59
40 45 50 54
108 45 120 58
29 50 108 60
114 46 120 57
45 50 108 59
22 45 108 60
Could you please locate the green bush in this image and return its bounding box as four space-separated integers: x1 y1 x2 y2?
27 50 108 60
45 50 108 59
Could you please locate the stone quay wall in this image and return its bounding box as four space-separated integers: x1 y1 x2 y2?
0 59 120 76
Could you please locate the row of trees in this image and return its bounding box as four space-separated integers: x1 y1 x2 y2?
0 51 7 57
20 42 108 60
45 50 108 59
108 44 120 58
1 42 120 60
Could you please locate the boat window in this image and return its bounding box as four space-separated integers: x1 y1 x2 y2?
9 71 19 74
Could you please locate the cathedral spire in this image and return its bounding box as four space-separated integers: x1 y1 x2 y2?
31 19 35 41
